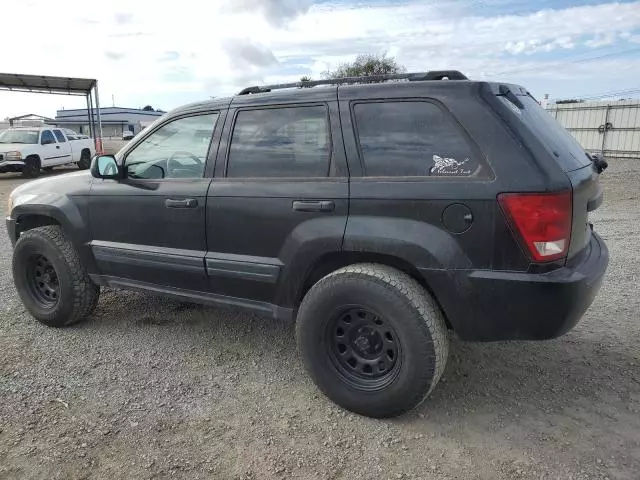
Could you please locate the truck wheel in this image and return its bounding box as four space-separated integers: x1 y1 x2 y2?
296 263 449 418
22 156 40 178
12 226 99 327
77 150 91 170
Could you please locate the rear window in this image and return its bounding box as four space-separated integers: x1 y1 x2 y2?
353 101 486 178
500 93 591 171
53 129 66 143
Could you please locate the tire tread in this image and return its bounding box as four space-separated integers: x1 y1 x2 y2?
16 226 99 326
297 263 449 417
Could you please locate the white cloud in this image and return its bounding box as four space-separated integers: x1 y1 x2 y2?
1 0 639 118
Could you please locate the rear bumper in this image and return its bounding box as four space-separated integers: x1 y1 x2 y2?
423 231 609 341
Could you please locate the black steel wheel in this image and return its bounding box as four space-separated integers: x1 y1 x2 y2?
327 306 401 390
12 226 99 327
296 264 449 418
26 254 60 308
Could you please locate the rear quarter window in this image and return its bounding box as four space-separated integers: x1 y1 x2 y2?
352 100 488 178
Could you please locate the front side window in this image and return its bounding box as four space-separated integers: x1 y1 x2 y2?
40 130 56 145
227 106 330 178
125 113 218 179
53 130 67 143
354 101 484 177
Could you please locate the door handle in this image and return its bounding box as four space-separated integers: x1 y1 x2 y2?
292 200 335 212
165 198 198 208
56 145 60 149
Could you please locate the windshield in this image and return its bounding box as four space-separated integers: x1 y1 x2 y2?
0 129 40 144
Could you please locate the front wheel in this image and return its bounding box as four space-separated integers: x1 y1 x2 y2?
12 226 99 327
22 157 40 178
296 264 449 418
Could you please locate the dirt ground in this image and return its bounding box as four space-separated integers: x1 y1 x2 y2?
0 159 638 480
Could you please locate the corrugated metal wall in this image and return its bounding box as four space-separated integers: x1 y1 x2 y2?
546 100 640 160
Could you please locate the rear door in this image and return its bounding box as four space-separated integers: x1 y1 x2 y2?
205 93 349 309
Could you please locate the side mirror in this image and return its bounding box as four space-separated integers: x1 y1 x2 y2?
41 139 54 145
90 154 120 179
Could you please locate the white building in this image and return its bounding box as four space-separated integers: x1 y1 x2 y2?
53 107 165 138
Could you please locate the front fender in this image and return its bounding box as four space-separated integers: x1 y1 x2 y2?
10 194 97 274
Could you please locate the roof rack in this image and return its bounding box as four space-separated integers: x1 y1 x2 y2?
237 70 468 95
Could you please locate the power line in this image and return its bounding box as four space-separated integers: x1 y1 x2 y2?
489 47 640 77
554 87 640 102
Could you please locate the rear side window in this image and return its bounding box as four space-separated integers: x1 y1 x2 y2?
53 129 66 142
353 101 485 177
227 106 330 178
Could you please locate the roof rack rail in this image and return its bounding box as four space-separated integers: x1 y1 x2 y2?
237 70 468 95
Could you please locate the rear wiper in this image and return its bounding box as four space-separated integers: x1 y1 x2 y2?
588 153 608 174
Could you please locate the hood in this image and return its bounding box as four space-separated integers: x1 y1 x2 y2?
0 143 36 152
10 170 92 200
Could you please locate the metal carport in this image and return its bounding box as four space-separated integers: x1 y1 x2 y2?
0 73 104 153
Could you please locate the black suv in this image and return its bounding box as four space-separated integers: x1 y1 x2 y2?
6 71 609 418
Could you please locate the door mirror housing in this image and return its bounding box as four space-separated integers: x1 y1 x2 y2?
91 155 120 179
41 138 54 145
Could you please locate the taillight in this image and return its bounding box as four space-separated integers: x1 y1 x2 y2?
498 191 572 262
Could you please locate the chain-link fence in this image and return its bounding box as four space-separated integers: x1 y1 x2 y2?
547 99 640 160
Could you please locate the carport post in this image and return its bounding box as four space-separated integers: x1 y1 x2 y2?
94 83 104 153
88 92 96 141
86 94 94 139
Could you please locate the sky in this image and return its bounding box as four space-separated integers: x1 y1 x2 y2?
1 0 639 118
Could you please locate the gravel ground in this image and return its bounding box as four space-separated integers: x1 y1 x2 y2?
0 160 638 480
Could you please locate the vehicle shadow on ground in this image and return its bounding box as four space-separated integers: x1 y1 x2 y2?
86 290 634 429
0 167 78 181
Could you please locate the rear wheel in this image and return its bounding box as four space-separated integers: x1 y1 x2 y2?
12 226 99 327
296 263 449 418
77 150 91 170
22 156 40 178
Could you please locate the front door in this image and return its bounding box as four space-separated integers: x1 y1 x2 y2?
89 110 224 292
51 129 73 164
40 129 71 166
206 100 349 309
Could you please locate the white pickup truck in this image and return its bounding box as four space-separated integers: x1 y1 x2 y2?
0 127 95 178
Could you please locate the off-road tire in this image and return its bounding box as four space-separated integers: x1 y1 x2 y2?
12 226 99 327
22 156 41 178
296 263 449 418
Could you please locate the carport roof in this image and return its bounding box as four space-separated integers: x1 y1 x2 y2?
0 73 96 96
